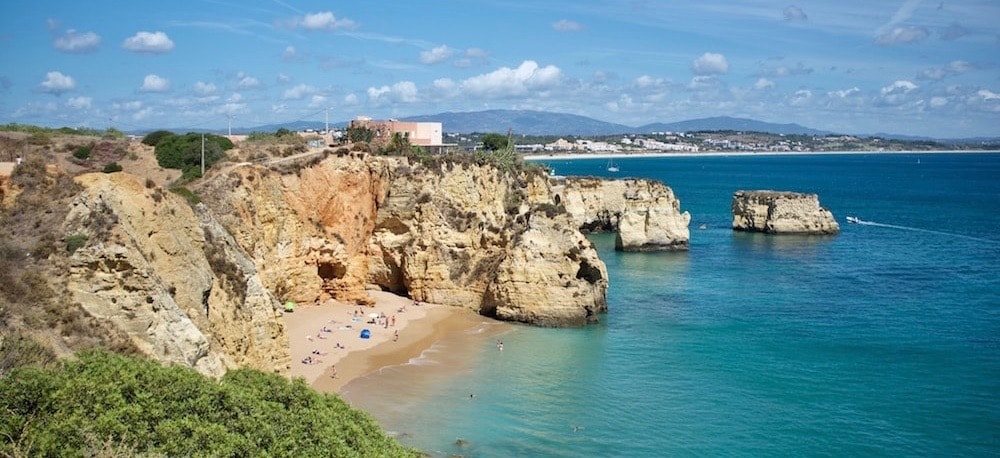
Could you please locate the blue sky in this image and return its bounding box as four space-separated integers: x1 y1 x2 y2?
1 1 998 137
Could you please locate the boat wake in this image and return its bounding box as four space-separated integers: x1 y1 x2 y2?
846 216 1000 245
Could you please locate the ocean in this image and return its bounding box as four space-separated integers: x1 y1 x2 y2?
342 152 1000 457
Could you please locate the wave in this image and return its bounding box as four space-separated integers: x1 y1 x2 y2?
848 218 1000 245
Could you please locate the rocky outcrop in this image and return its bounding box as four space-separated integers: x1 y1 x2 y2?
368 160 607 326
63 173 288 376
554 177 691 251
199 156 608 327
731 190 839 234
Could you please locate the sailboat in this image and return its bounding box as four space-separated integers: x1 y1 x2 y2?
606 158 620 172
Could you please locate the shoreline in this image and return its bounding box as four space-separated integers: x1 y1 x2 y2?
282 290 493 394
522 149 998 161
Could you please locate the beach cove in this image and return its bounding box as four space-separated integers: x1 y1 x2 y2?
283 290 510 394
316 152 1000 457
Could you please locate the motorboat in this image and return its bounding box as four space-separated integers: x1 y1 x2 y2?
846 216 861 224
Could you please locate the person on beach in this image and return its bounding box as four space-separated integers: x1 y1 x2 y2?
391 315 396 327
330 364 337 378
393 330 399 342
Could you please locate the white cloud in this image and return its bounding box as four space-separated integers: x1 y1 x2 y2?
433 78 456 91
309 95 328 108
783 6 807 22
228 93 243 103
947 60 972 73
367 81 418 104
282 46 297 61
140 74 170 92
193 81 217 95
688 76 719 90
460 61 562 97
237 75 261 89
420 45 453 65
758 62 813 78
874 27 929 45
753 78 775 90
277 73 292 84
634 75 664 89
132 106 155 121
553 19 583 31
918 60 973 81
39 71 76 94
692 53 729 75
791 89 813 106
66 96 92 109
53 29 100 53
122 31 174 53
830 87 861 98
929 96 948 107
343 93 359 105
272 104 287 114
283 83 316 100
297 11 357 31
881 80 918 95
978 89 1000 101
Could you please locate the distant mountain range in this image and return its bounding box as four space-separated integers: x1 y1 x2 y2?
215 109 994 143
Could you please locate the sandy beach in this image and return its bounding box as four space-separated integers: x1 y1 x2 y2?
283 290 489 393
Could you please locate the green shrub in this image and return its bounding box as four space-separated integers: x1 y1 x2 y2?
73 145 92 160
102 162 123 173
0 351 420 457
154 133 232 177
65 234 88 254
141 130 174 147
169 186 201 205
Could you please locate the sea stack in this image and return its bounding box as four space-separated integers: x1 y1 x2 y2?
731 190 839 235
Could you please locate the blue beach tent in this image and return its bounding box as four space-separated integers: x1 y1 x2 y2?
360 328 371 339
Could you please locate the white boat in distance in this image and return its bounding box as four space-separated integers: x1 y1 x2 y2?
607 159 620 172
846 216 862 224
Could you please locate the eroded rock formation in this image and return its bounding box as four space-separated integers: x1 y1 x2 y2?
731 190 839 234
199 156 608 327
554 177 691 251
63 173 288 376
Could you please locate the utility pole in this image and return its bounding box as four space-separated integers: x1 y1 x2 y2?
226 114 234 137
201 133 205 176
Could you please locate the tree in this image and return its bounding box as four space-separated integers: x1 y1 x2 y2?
141 130 175 147
481 132 511 151
154 133 233 178
381 132 411 155
347 125 375 144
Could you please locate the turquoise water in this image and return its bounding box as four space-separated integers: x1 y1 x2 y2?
345 153 1000 456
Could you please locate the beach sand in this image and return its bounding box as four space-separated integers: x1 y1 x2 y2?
283 290 489 393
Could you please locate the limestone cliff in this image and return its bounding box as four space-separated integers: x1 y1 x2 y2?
731 190 840 234
554 177 691 251
369 160 608 326
63 173 288 376
199 156 608 327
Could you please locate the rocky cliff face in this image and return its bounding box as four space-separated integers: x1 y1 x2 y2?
554 177 691 251
731 190 840 234
199 156 608 327
368 161 607 326
63 173 288 376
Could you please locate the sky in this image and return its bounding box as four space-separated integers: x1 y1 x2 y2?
1 1 998 138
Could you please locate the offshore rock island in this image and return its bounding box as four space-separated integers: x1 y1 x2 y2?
731 190 840 235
